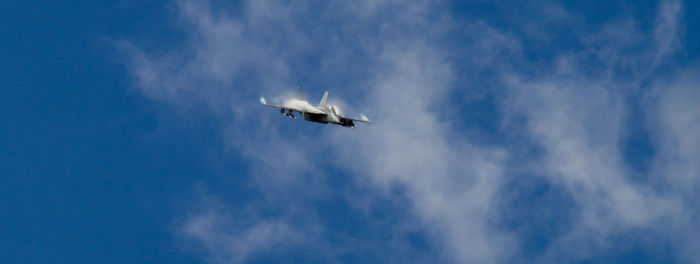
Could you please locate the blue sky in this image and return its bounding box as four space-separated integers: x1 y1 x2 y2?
2 0 700 263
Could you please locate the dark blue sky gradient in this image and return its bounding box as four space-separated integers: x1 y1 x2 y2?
1 1 205 263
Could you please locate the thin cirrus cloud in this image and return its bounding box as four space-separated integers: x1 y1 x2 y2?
121 0 699 263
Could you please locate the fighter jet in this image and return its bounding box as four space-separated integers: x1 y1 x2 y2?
260 86 371 128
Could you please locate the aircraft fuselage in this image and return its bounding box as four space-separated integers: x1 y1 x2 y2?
302 112 328 124
260 88 369 128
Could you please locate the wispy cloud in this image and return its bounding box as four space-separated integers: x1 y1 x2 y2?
652 0 683 68
120 0 699 263
180 199 304 263
648 68 700 262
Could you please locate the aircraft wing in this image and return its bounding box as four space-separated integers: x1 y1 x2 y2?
340 114 372 125
260 97 304 113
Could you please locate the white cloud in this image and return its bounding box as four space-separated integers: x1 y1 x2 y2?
497 1 692 262
120 0 699 263
648 69 700 262
331 41 514 263
177 191 332 264
652 0 683 68
503 74 677 262
182 207 301 264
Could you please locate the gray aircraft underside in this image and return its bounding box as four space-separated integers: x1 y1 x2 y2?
260 87 371 128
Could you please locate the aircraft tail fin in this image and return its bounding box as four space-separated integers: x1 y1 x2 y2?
297 86 304 100
318 91 328 107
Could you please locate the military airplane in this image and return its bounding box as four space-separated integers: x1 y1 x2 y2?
260 86 371 128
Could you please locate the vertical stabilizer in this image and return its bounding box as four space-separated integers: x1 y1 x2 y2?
318 91 328 107
297 86 304 100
